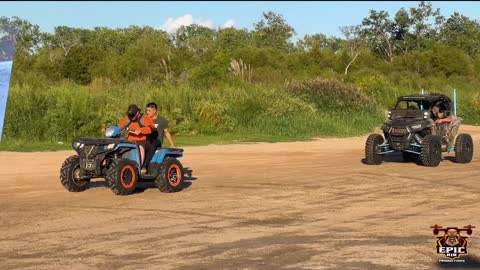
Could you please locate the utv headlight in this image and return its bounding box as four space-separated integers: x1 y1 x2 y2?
410 124 422 130
388 111 392 119
73 142 84 149
423 112 429 119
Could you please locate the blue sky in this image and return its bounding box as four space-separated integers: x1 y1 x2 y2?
2 1 480 38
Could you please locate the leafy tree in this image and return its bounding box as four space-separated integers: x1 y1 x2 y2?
340 25 365 75
253 11 296 50
216 27 253 50
360 10 394 62
174 24 216 56
408 1 444 49
439 12 480 56
296 33 328 52
0 16 43 56
392 8 412 54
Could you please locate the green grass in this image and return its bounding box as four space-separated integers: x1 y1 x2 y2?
0 140 73 152
4 73 479 153
0 108 385 153
0 129 372 152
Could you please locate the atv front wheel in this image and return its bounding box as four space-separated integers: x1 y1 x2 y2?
455 133 473 163
155 157 185 192
419 135 442 167
365 134 384 165
105 159 139 195
60 155 91 192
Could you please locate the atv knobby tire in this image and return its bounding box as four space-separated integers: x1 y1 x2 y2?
365 134 384 165
455 133 473 164
155 157 185 192
60 155 90 192
419 135 442 167
105 159 139 195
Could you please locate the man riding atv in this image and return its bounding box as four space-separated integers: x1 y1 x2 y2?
365 93 473 167
432 106 462 150
143 102 175 174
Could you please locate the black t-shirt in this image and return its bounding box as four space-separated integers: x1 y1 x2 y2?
148 115 168 144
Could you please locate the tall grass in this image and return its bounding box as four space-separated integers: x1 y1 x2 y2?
2 78 385 147
3 72 479 150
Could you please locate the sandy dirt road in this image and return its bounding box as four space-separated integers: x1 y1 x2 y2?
1 126 480 270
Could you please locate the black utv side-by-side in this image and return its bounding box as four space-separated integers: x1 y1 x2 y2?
365 94 473 167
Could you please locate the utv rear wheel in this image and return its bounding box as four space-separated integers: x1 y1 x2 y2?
402 152 418 163
455 133 473 164
60 155 90 192
419 135 442 167
365 134 384 165
155 157 185 192
105 159 138 195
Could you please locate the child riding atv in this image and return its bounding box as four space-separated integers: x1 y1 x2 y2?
118 104 155 174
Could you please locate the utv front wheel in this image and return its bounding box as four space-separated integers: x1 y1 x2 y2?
419 135 442 167
155 157 185 192
455 133 473 164
105 159 139 195
60 155 90 192
365 134 384 165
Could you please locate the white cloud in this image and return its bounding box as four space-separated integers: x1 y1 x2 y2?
222 19 235 28
160 14 215 34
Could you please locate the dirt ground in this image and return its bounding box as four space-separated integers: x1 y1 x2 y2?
1 126 480 270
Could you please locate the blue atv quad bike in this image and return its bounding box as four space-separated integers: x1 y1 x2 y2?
60 126 185 195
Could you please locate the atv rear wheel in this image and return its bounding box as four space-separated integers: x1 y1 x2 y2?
105 159 138 195
155 157 185 193
419 135 442 167
365 134 384 165
402 152 418 163
454 133 473 164
60 155 90 192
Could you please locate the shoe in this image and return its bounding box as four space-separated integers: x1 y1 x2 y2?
140 167 147 174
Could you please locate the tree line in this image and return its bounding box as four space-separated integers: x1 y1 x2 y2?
1 1 479 88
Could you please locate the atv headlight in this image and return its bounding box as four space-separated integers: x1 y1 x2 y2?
105 126 120 138
388 111 392 120
423 112 429 119
105 128 114 137
106 143 116 150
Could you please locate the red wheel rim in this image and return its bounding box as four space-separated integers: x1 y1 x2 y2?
167 164 182 187
120 165 136 188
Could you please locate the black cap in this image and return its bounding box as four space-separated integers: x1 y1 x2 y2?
127 104 140 118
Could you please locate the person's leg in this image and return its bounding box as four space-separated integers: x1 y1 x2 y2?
136 140 149 172
447 118 462 148
143 140 160 170
440 123 449 145
139 145 145 166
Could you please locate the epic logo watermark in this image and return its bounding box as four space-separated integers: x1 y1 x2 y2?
431 224 475 259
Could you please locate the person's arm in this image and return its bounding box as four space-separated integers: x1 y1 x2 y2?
138 115 154 134
437 116 453 124
118 116 128 129
164 128 175 147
